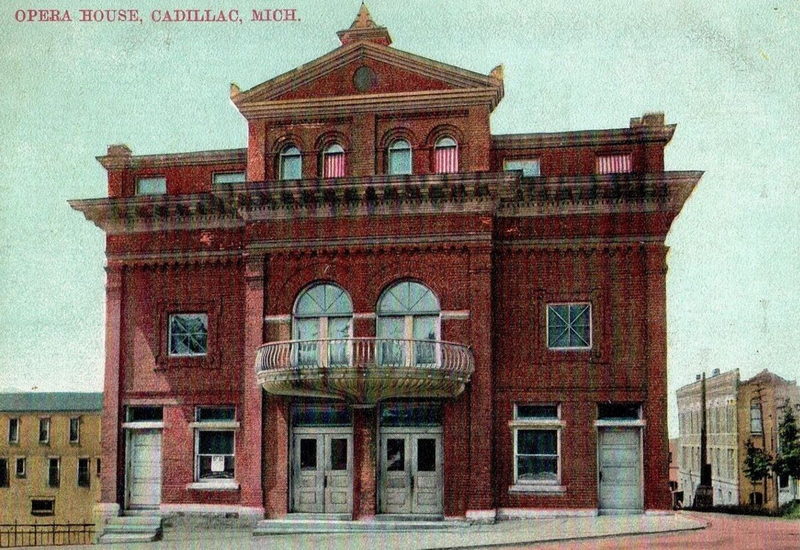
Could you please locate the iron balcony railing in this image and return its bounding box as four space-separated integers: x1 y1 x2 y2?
255 338 474 377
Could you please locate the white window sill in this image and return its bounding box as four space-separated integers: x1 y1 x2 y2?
186 480 239 491
509 484 566 494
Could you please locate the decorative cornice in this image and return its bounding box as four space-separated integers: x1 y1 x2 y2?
235 88 502 120
492 125 676 150
96 148 246 171
105 249 243 268
69 171 701 234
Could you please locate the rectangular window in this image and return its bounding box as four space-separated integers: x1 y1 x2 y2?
8 418 19 444
504 158 541 177
0 458 8 487
126 406 163 422
47 457 60 488
69 417 80 444
598 403 641 420
194 407 236 482
511 404 562 487
169 313 208 356
39 418 50 444
136 176 166 195
212 172 245 185
547 303 591 349
750 401 763 434
15 457 26 479
77 458 90 488
31 499 54 516
596 153 632 174
96 458 102 477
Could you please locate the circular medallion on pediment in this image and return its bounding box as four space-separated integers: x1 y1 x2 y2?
353 65 378 92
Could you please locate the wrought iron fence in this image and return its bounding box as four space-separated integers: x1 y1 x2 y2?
0 522 94 548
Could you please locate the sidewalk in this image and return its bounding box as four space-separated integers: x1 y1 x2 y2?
69 513 707 549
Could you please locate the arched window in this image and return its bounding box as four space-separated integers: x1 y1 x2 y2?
377 281 440 365
387 139 412 175
293 283 352 366
279 145 302 180
434 137 458 173
322 143 345 179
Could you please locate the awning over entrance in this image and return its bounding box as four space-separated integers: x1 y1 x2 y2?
254 338 474 405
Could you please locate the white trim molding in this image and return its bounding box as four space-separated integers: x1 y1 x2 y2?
122 422 165 430
465 509 497 523
497 508 598 520
508 484 567 494
186 480 240 491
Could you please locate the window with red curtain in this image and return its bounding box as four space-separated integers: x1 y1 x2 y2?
434 137 458 173
322 144 345 178
595 153 632 174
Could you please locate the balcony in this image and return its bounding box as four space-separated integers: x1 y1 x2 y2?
254 338 474 405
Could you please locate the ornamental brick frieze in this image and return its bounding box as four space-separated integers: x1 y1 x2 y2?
494 239 653 256
105 249 243 268
247 233 490 257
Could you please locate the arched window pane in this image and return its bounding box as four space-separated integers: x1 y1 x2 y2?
293 283 353 366
280 146 302 180
377 282 440 366
295 284 352 316
323 143 345 178
378 281 439 314
388 139 412 175
434 137 458 174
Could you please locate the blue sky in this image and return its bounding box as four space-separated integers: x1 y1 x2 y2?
1 1 798 436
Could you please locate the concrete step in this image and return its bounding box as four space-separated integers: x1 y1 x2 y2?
107 516 162 527
99 515 162 544
98 532 160 544
253 518 469 535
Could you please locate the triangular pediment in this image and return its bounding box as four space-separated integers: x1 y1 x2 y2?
232 41 502 108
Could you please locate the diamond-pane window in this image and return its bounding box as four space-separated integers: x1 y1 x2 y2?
169 313 208 356
547 303 591 349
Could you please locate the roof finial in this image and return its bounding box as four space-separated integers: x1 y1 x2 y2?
337 3 392 46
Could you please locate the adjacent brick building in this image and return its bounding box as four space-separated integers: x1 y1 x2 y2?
71 5 699 526
676 368 800 509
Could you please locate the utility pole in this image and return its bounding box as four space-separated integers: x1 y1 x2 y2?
694 371 713 507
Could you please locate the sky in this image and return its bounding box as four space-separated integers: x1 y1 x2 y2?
0 1 798 437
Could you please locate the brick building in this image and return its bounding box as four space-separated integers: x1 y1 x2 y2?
676 368 800 509
70 5 699 530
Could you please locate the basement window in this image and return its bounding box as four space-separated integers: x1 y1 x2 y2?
31 499 55 516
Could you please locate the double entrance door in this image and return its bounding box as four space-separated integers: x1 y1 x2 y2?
292 429 353 514
380 431 443 515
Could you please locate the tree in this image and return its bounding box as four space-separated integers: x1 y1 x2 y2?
774 402 800 480
743 439 773 485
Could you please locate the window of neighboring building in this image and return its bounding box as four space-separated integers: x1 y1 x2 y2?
387 139 412 175
293 283 353 366
47 457 60 488
279 145 302 180
38 418 50 444
194 407 236 482
322 144 346 178
30 499 54 516
510 404 563 488
96 458 102 477
15 457 26 479
69 417 80 444
0 458 8 487
750 399 763 434
434 137 458 173
168 313 208 357
212 172 245 185
749 492 763 505
503 158 541 177
77 458 90 488
136 176 167 195
547 303 591 350
377 281 440 366
596 153 632 174
8 418 19 444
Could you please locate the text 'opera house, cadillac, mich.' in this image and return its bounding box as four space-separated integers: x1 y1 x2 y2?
71 4 700 525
